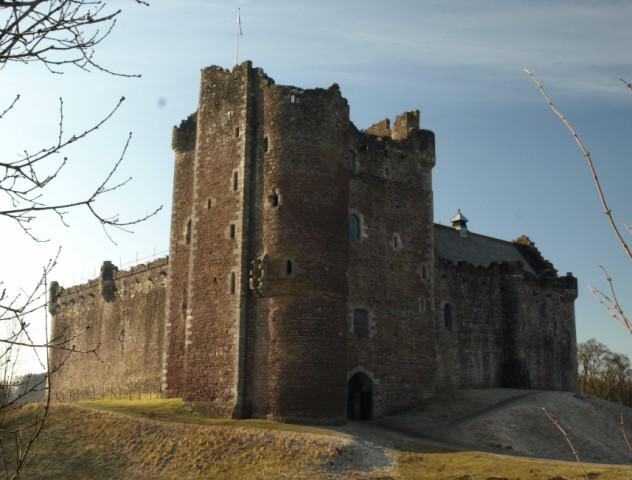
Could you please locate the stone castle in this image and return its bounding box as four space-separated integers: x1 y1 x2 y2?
49 62 578 423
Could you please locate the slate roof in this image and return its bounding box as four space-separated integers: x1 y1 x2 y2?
434 223 537 275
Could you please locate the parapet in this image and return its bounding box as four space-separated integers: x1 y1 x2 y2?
392 110 420 140
172 113 197 153
366 110 420 141
100 261 118 302
513 235 557 278
48 281 60 316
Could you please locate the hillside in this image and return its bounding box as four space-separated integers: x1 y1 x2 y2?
3 390 632 479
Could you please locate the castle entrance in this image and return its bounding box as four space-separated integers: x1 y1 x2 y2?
347 372 373 420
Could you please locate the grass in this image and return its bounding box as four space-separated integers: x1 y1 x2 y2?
1 398 632 479
76 397 336 435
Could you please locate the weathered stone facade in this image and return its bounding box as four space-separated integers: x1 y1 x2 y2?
49 259 167 399
49 62 578 422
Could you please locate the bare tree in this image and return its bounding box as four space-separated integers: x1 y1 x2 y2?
0 1 158 478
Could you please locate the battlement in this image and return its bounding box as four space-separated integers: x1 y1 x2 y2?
437 256 577 296
366 110 421 140
172 113 197 153
51 257 169 309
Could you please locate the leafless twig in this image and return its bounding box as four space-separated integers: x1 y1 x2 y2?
620 412 632 453
525 68 632 263
542 407 588 480
589 266 632 335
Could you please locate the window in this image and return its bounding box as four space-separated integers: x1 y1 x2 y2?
185 219 192 245
233 171 239 191
289 93 297 104
348 214 360 241
392 233 402 250
207 198 212 210
263 136 269 152
269 189 279 208
353 309 369 338
347 150 357 173
235 126 240 138
230 272 236 295
229 223 236 239
285 260 293 276
444 303 453 330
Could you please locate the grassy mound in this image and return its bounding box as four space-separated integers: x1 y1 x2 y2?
1 398 631 479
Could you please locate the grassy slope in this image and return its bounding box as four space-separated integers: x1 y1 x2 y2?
3 399 632 479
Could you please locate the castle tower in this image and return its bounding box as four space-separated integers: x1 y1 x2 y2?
164 62 350 421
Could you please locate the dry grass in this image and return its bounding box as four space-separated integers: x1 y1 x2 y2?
2 399 632 479
396 445 632 479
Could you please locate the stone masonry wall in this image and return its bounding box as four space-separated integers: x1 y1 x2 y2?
163 113 196 397
434 259 578 391
347 116 437 417
251 75 350 423
49 258 168 400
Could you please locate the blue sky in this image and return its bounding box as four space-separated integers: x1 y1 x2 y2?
2 0 631 369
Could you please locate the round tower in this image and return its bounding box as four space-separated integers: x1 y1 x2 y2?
258 83 350 423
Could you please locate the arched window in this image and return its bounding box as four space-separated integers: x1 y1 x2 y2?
444 303 453 330
348 214 360 241
347 150 357 173
353 309 369 338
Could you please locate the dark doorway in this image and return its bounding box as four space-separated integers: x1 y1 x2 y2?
347 372 373 420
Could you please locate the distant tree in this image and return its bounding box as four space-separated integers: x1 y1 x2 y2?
577 339 632 407
0 2 158 479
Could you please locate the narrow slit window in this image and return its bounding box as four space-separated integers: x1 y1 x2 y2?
269 189 279 208
444 303 453 330
286 260 293 276
207 198 212 210
233 171 239 191
348 214 360 241
230 272 236 295
263 136 269 152
392 233 401 250
347 151 356 173
235 127 240 138
185 219 192 245
229 223 236 239
353 309 369 338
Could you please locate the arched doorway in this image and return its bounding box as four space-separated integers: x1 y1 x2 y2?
347 372 373 420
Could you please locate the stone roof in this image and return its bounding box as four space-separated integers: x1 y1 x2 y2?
434 223 537 275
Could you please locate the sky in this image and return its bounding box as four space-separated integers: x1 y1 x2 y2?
1 0 631 371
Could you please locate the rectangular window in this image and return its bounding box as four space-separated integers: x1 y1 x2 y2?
353 309 369 338
230 272 236 295
233 171 239 191
229 223 236 239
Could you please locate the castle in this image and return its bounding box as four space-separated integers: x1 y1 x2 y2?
49 62 579 423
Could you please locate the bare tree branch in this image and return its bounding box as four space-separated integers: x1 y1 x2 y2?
542 407 588 480
524 68 632 263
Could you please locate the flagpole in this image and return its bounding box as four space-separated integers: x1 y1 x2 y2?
234 8 241 67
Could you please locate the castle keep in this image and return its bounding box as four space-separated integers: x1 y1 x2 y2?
49 62 578 423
